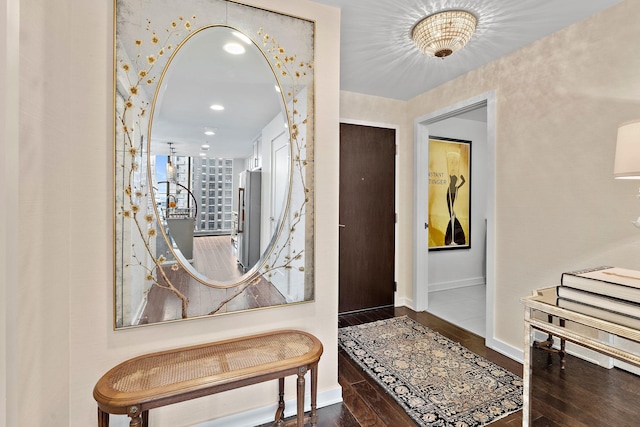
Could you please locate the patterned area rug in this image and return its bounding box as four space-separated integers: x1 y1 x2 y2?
338 316 523 426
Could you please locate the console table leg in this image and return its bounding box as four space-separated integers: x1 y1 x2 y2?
523 309 533 427
559 319 566 370
310 365 318 426
533 315 568 369
98 408 109 427
296 369 306 427
274 377 285 426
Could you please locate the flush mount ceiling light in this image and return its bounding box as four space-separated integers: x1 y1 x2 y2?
411 10 477 58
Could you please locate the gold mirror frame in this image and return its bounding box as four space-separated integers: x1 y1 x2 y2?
114 0 315 329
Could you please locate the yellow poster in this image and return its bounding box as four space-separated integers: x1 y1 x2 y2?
428 137 471 250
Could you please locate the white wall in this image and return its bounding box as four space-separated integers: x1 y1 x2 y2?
2 0 341 426
427 116 488 291
1 1 20 425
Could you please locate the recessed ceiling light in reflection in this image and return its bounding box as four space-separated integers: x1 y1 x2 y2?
199 152 206 156
223 42 245 55
209 104 224 111
202 144 210 149
204 130 215 136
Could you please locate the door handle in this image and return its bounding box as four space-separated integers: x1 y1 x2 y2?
238 188 245 233
338 224 346 228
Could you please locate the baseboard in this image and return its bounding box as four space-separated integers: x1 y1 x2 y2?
564 341 613 367
530 330 615 368
486 336 523 363
395 296 413 310
486 330 617 369
428 277 485 293
195 386 343 427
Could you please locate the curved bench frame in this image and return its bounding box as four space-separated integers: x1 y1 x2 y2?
93 330 323 426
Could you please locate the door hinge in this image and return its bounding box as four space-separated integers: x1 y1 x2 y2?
394 281 397 292
395 213 398 223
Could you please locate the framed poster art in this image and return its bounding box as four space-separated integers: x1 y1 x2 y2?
428 137 471 250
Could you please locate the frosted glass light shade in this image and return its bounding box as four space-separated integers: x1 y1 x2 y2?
411 10 477 58
614 120 640 179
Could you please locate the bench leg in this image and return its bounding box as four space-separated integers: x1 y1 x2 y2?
127 406 142 427
274 377 285 426
128 415 142 427
98 408 109 427
310 365 318 426
98 407 145 427
296 368 306 427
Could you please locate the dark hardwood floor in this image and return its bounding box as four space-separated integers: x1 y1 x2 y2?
264 306 640 426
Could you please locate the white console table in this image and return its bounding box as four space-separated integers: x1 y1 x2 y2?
522 287 640 426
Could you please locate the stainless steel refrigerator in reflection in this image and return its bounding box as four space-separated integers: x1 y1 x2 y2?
237 170 261 271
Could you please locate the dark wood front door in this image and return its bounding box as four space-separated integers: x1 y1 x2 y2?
339 123 396 313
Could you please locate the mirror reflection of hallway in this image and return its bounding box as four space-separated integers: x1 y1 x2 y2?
339 123 396 313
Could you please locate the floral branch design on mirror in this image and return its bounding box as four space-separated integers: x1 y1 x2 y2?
118 16 197 320
116 15 312 324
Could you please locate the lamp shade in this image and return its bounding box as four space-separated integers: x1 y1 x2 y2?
614 120 640 179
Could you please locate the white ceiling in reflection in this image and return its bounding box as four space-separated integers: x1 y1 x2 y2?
150 27 284 158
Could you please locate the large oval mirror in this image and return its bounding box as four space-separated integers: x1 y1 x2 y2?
113 1 315 329
149 25 291 287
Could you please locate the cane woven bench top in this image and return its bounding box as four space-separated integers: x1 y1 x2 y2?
93 329 323 414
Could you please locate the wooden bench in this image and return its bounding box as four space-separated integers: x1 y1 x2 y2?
93 330 323 427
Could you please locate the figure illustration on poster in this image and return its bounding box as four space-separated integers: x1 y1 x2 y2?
428 137 471 250
445 152 466 246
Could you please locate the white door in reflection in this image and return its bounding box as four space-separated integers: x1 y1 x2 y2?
270 130 291 299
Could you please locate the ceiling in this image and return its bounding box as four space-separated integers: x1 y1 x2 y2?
309 0 624 100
